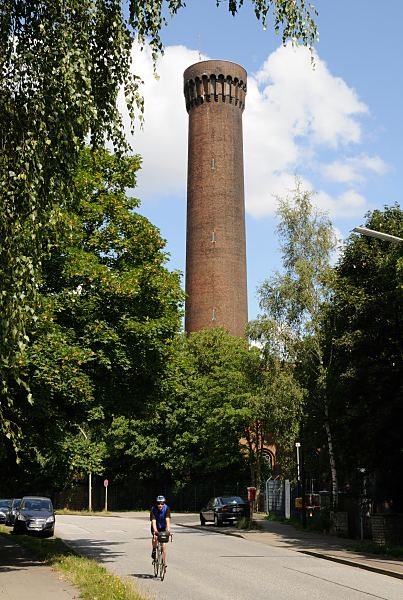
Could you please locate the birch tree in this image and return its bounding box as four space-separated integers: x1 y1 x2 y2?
249 180 340 507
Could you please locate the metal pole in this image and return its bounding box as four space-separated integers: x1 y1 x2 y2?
295 442 301 487
89 472 92 512
105 485 108 512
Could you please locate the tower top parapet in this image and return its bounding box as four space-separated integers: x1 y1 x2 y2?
183 59 247 113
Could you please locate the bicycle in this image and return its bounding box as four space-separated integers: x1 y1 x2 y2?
152 531 172 581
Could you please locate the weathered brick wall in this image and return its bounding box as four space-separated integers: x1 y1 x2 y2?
371 514 403 545
330 511 349 537
184 60 248 337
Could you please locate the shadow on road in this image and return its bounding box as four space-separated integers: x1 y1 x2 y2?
64 537 126 563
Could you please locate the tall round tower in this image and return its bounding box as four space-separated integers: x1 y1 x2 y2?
183 60 248 337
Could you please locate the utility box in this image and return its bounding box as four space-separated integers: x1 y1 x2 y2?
247 487 257 501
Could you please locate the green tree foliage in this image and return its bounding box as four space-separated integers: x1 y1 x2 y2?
0 0 318 440
249 180 339 503
241 353 304 488
3 148 183 488
107 328 251 489
326 205 403 506
108 327 303 494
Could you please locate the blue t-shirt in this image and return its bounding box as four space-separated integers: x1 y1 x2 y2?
150 504 171 530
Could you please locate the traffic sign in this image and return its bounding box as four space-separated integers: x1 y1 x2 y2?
104 479 109 488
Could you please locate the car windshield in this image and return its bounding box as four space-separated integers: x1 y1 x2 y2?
12 500 21 508
0 500 10 508
22 499 52 511
221 496 244 504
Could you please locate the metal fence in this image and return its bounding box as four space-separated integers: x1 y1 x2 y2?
265 477 284 514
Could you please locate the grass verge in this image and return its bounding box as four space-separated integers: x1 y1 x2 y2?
55 509 149 517
236 517 262 530
265 513 304 529
55 508 112 516
0 526 148 600
346 541 403 558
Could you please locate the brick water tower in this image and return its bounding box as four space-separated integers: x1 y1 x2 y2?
183 60 248 337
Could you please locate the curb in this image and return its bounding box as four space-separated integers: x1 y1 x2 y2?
300 550 403 581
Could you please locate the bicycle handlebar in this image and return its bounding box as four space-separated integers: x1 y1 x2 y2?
153 531 173 542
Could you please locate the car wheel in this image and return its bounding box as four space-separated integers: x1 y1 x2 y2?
200 514 206 526
42 530 54 538
214 514 222 527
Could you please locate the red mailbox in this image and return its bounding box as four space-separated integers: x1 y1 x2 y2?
247 487 256 501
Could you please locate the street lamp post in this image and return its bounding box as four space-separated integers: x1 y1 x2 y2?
353 226 403 244
295 441 306 528
295 442 301 487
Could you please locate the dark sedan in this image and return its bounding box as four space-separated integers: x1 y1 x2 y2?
13 496 55 537
5 498 21 526
200 496 250 526
0 499 12 524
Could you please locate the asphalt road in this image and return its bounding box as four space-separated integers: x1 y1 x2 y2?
55 514 403 600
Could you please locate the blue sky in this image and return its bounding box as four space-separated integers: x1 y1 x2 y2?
120 0 403 321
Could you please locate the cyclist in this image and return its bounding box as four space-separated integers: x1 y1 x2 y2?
150 495 171 563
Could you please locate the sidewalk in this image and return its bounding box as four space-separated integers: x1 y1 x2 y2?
0 534 79 599
179 514 403 580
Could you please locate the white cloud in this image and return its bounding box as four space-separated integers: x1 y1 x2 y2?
322 154 388 184
120 43 202 200
316 189 367 218
119 41 382 220
253 44 368 147
244 44 369 216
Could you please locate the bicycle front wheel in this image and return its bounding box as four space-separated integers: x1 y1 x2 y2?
153 549 159 577
160 557 166 581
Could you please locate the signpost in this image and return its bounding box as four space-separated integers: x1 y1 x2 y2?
104 479 109 512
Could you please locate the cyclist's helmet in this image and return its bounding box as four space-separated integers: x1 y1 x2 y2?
156 495 166 503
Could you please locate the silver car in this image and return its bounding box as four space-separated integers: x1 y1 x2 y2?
6 498 21 526
0 499 12 524
13 496 55 537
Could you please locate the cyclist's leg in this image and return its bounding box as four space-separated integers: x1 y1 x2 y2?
151 527 157 558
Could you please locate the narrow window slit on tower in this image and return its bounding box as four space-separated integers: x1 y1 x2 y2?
212 308 216 321
211 158 215 170
211 230 216 243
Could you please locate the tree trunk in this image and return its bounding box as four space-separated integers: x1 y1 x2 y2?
323 400 338 510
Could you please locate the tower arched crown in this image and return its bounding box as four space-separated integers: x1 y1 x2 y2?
184 60 247 113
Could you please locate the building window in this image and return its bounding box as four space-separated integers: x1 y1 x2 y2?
210 76 216 96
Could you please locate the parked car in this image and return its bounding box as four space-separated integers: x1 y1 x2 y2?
13 496 55 537
5 498 21 526
200 496 250 526
0 499 12 524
